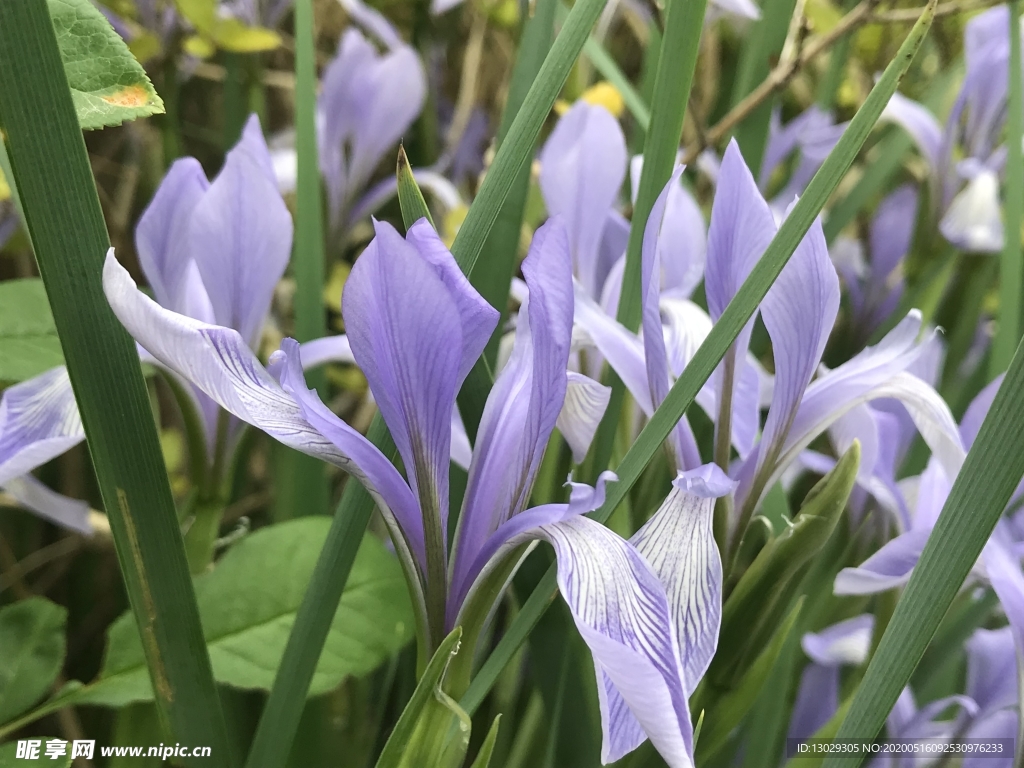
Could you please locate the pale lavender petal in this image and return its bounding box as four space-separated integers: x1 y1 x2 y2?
939 169 1004 253
983 527 1024 658
963 710 1017 768
833 528 931 594
913 458 952 530
539 102 628 298
870 185 918 281
135 157 209 312
404 219 499 381
598 211 630 312
881 92 943 168
961 374 1004 449
801 615 874 666
343 220 468 533
450 407 472 470
298 335 355 369
1 475 91 535
337 0 404 50
708 0 760 20
0 368 84 486
319 30 426 228
103 251 426 567
189 114 292 347
965 626 1017 716
755 215 840 484
452 219 573 594
557 372 611 463
630 463 735 691
540 514 695 767
788 663 840 741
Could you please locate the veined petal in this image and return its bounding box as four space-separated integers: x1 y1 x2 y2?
540 515 695 768
0 367 84 486
404 219 499 382
452 219 574 604
539 101 628 298
343 220 468 537
833 528 931 595
1 475 91 535
755 215 840 481
881 92 943 169
103 251 426 568
630 463 735 691
940 169 1004 253
189 114 293 347
557 372 611 463
801 615 874 666
135 158 209 312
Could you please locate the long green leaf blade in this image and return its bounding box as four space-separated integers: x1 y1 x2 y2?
460 0 937 711
0 1 232 763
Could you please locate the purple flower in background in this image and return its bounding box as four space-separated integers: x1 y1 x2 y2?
105 211 737 768
0 115 307 530
882 5 1020 252
830 185 918 340
873 688 979 768
572 141 961 549
788 615 875 742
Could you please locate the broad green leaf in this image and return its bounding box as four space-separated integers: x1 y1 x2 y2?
47 0 164 129
71 522 413 707
0 598 67 726
0 279 64 382
695 598 804 760
0 738 72 767
375 628 464 768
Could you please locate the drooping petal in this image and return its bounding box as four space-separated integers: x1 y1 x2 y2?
881 92 943 169
102 251 426 568
754 215 840 486
298 335 355 369
801 615 874 665
134 158 209 312
1 475 92 535
939 169 1004 253
833 528 931 594
539 101 628 298
189 114 293 347
630 463 735 691
336 0 405 50
452 218 574 594
557 372 612 463
540 515 695 767
343 220 468 535
0 367 84 486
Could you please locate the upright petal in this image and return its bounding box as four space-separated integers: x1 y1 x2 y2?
0 367 84 486
539 102 628 297
452 219 573 599
343 220 467 534
629 464 736 691
135 158 209 312
754 216 840 488
189 115 293 346
965 626 1018 716
939 169 1004 253
870 185 918 281
103 251 425 568
788 663 840 741
881 92 943 169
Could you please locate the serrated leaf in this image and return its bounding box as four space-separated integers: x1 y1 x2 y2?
67 521 413 708
0 598 67 726
0 279 64 383
0 738 72 767
47 0 164 129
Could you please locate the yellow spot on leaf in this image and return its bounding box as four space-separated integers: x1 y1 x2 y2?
100 84 150 108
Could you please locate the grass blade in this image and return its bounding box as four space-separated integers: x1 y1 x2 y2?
992 0 1024 376
449 0 610 276
397 145 435 228
0 1 232 762
460 0 937 711
275 0 330 521
824 342 1024 768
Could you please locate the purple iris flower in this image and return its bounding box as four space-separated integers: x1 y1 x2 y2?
104 210 738 768
830 185 918 340
882 5 1020 253
0 115 319 531
788 615 875 743
572 141 961 550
